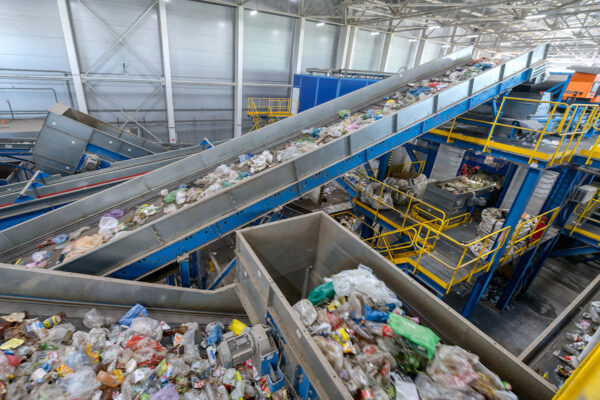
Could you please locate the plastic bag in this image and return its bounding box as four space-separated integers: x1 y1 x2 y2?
98 216 119 236
228 319 248 335
426 345 480 390
182 324 200 362
0 351 15 381
62 366 100 400
364 305 389 322
293 299 317 326
126 335 167 367
127 317 163 341
308 281 335 306
391 372 419 400
388 313 440 359
87 327 108 352
312 336 344 372
149 383 179 399
331 265 401 306
205 323 223 346
83 308 107 329
119 304 148 326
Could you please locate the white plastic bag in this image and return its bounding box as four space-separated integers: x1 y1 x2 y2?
331 265 401 306
292 299 317 327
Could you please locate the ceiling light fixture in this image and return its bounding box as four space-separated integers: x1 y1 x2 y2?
465 34 478 38
250 9 258 16
409 39 417 42
371 31 380 36
525 14 547 19
442 44 451 48
316 22 325 27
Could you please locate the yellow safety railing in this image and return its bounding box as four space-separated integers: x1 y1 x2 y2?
388 160 425 179
331 211 426 262
247 98 296 117
584 112 600 166
444 97 599 166
569 189 600 235
413 223 511 293
502 207 560 261
247 97 297 132
355 172 448 233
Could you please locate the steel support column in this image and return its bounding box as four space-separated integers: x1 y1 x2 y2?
376 152 392 181
56 0 88 113
462 166 543 318
336 26 351 69
411 29 427 68
379 32 393 72
233 5 244 138
157 0 177 143
290 17 306 114
422 142 439 177
345 26 358 69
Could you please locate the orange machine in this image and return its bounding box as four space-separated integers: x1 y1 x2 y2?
562 66 600 103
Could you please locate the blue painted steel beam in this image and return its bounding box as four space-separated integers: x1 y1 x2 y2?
462 166 543 318
179 256 191 287
549 246 600 257
404 146 418 164
208 259 236 290
422 143 439 178
107 68 536 280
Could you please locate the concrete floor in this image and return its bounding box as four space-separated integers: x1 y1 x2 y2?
445 255 600 356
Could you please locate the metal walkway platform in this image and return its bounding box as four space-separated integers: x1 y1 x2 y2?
0 45 549 280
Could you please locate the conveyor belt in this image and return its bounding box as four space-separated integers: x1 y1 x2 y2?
31 103 167 175
0 45 549 279
0 143 209 230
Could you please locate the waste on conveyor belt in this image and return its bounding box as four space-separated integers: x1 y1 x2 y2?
293 264 518 399
15 57 503 269
546 300 600 387
0 305 291 399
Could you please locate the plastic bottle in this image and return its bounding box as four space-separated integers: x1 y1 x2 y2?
163 326 188 336
565 332 583 342
206 346 217 367
42 312 66 329
364 321 393 338
205 382 217 400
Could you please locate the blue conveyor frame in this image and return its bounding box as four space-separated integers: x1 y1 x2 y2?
0 45 549 281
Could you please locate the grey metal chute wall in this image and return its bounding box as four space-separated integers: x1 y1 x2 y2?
430 143 466 181
501 166 559 216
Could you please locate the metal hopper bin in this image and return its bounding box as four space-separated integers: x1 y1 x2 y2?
234 211 555 399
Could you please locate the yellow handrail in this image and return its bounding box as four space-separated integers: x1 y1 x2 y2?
448 97 599 166
569 189 600 235
502 207 560 260
412 222 512 292
584 111 600 166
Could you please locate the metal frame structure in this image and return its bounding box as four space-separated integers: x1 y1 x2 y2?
0 45 549 282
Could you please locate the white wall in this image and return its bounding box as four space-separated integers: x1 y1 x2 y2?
0 0 464 143
351 29 384 70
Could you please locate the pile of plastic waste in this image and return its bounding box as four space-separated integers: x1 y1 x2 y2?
468 208 538 258
358 174 429 210
0 305 290 399
437 174 496 195
550 300 600 386
293 264 518 399
18 57 505 269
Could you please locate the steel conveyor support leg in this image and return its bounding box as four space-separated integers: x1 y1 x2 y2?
496 168 588 308
376 151 393 181
495 163 517 207
178 255 191 288
462 166 543 319
422 143 439 178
